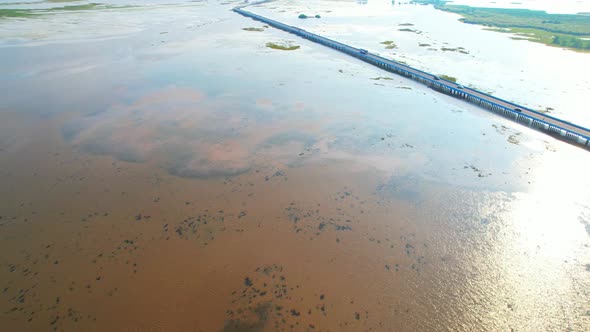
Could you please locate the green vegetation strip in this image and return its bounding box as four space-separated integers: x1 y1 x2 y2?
1 3 136 19
411 0 590 51
46 0 84 3
0 9 36 18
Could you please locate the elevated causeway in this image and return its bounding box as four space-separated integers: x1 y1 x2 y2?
234 4 590 150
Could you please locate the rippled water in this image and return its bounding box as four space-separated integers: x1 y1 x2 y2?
0 1 589 331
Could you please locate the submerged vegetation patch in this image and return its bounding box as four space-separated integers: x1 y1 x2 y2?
266 41 300 51
440 46 469 54
398 28 422 34
243 27 265 32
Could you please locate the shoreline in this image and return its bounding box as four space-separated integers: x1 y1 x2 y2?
411 0 590 52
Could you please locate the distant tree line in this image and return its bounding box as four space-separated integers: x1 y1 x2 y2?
551 35 590 49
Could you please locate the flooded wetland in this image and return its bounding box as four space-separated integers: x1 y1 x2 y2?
1 0 590 331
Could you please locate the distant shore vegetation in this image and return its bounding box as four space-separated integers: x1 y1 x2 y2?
0 3 135 19
411 0 590 51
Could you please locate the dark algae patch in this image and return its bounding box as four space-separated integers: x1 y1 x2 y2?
224 265 294 331
223 264 365 331
283 190 361 238
222 302 270 332
165 210 226 245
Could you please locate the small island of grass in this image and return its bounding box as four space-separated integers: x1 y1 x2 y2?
266 42 300 51
381 40 397 49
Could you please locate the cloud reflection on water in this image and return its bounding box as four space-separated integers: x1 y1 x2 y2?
63 86 254 177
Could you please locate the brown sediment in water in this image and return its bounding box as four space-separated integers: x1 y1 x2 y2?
0 111 465 331
2 102 590 331
1 99 589 331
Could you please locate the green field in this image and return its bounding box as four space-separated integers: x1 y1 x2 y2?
411 0 590 51
0 3 135 19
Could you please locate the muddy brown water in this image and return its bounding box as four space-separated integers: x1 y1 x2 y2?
1 111 589 331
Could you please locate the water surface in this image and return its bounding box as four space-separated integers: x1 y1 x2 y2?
1 1 589 331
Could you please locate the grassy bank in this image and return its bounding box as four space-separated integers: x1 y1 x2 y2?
411 0 590 51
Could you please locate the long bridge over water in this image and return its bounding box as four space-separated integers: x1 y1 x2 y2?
233 3 590 150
